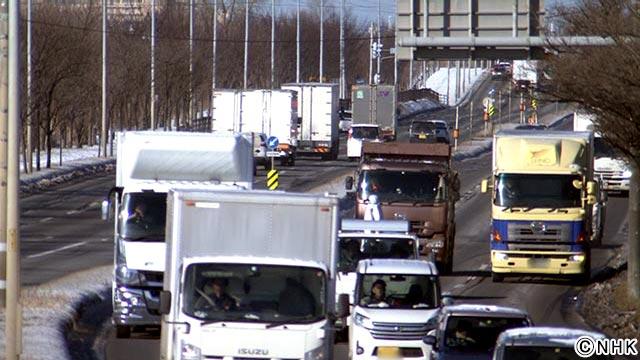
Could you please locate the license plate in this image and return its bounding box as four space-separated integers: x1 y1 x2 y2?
418 134 427 139
530 258 550 268
377 347 400 358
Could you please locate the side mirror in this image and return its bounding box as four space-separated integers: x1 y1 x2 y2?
422 334 437 347
336 293 350 318
345 176 354 191
586 181 597 196
159 290 172 315
101 200 110 221
481 179 491 193
442 295 454 306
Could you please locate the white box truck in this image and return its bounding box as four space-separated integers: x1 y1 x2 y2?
512 60 539 92
211 89 299 166
281 83 340 160
351 85 397 141
101 131 253 338
574 111 631 192
159 190 348 360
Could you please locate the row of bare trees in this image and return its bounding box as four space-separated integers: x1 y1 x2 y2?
23 1 396 170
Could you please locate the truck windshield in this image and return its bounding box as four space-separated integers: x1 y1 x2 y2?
443 315 530 353
503 346 595 360
338 237 416 273
358 170 445 204
495 174 581 209
356 274 439 309
183 263 326 324
352 127 379 140
119 192 166 241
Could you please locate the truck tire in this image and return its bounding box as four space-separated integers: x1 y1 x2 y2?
492 272 505 283
439 260 453 276
574 251 592 285
116 325 131 339
287 155 296 166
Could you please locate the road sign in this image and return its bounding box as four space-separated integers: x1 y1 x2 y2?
531 99 538 110
487 103 496 117
267 169 279 190
482 97 492 108
266 151 281 157
267 136 279 150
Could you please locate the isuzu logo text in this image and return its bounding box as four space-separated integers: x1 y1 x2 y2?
238 348 269 356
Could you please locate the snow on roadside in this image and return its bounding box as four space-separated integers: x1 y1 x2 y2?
0 266 112 360
20 145 105 172
426 67 486 106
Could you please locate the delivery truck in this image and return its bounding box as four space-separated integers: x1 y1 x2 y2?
351 85 397 140
159 190 348 360
282 83 340 160
101 131 253 338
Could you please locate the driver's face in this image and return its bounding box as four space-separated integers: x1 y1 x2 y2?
212 283 223 296
372 284 385 298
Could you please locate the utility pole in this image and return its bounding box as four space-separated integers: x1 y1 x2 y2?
445 60 450 105
296 0 300 83
210 0 217 128
189 0 194 125
6 0 21 357
339 0 345 98
369 23 374 85
26 0 32 173
0 0 7 310
271 0 275 88
376 0 381 76
150 0 156 129
409 60 413 89
319 0 324 82
101 0 108 157
244 0 249 89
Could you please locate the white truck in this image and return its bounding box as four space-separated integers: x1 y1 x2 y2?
211 89 299 166
159 190 348 360
512 60 539 92
349 259 442 360
281 83 340 160
574 111 631 192
101 131 253 338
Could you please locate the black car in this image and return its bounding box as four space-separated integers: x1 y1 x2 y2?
409 121 439 143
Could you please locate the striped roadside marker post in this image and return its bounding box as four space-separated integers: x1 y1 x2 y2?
267 169 279 190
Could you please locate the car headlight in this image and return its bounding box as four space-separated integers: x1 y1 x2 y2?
425 240 444 248
623 170 632 178
181 341 202 360
305 346 325 360
353 313 373 328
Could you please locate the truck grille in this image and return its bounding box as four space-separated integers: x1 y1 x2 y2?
507 223 570 243
370 322 431 340
596 170 627 188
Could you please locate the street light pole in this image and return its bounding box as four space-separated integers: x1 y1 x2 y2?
339 0 345 98
189 0 194 125
271 0 275 88
150 0 156 129
319 0 324 82
210 0 217 130
296 0 300 83
26 0 32 173
244 0 249 89
101 0 108 156
376 0 381 76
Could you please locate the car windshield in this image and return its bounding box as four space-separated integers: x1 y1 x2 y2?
358 170 446 204
432 122 447 130
495 174 581 209
411 122 436 133
444 316 530 353
119 192 166 241
352 127 379 139
356 274 439 309
182 263 326 323
502 345 609 360
338 237 417 273
594 137 622 158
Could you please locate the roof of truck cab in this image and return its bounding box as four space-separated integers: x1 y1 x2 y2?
441 304 530 318
351 123 380 128
497 327 606 348
496 130 591 140
356 258 438 275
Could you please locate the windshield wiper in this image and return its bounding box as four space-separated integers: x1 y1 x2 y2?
547 208 569 213
123 235 164 242
201 313 256 326
265 317 318 329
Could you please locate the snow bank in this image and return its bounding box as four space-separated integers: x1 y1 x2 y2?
397 98 444 119
426 68 486 106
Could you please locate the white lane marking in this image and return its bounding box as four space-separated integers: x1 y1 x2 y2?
66 210 79 215
40 217 54 223
479 263 490 271
26 241 88 259
101 237 110 242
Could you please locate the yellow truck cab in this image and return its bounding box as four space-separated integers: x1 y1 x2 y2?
481 130 602 283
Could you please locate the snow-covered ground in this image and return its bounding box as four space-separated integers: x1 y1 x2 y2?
426 67 486 106
20 145 107 173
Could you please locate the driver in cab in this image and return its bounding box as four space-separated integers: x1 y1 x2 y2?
360 279 387 306
194 278 238 312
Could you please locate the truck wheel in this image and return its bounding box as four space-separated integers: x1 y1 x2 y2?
287 155 296 166
116 325 131 339
492 272 504 283
439 260 453 275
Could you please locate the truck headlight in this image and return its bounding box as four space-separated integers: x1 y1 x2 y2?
623 170 632 178
569 255 585 262
425 240 444 248
305 346 325 360
116 265 144 286
114 287 146 308
353 313 372 328
181 341 202 360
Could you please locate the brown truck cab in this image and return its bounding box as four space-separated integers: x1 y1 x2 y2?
345 142 460 274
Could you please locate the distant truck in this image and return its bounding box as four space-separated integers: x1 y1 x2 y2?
481 130 604 283
573 111 631 192
101 131 253 338
351 84 397 140
159 190 348 360
281 83 340 160
211 89 298 166
345 143 460 274
512 60 539 92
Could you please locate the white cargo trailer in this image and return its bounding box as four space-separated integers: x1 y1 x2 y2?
281 83 340 160
102 131 253 338
159 190 348 360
